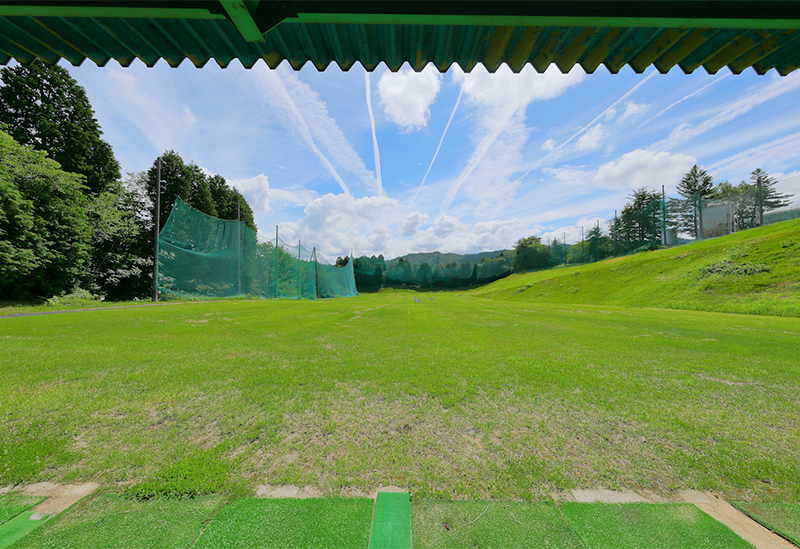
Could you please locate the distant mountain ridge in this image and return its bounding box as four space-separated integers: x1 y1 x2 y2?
387 249 514 267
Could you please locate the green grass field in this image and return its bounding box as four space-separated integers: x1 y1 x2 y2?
475 218 800 317
11 492 226 549
1 287 799 502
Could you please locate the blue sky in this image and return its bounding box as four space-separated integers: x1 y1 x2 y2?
66 60 800 260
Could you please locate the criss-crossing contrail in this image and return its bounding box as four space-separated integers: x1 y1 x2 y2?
634 74 729 133
439 93 522 214
364 70 384 196
406 86 463 214
267 68 351 195
494 71 658 202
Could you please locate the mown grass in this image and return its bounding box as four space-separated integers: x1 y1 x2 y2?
0 493 43 525
412 500 584 548
12 492 226 549
474 218 800 317
1 290 798 502
560 503 755 549
194 497 373 548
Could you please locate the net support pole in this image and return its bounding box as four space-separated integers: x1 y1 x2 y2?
297 239 302 299
237 200 242 296
274 225 279 299
697 192 704 239
152 157 161 302
661 185 667 245
757 176 763 226
314 247 320 299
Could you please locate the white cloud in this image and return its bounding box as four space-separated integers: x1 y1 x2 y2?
594 149 696 192
182 106 196 125
433 214 466 238
279 193 399 257
619 101 648 122
576 124 605 151
440 65 585 212
401 211 429 237
377 65 441 132
455 64 584 109
541 139 557 151
228 173 318 214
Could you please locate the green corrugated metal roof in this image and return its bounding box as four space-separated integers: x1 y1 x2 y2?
2 1 800 74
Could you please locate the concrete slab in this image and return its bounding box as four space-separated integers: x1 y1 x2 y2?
679 491 797 549
255 484 322 499
570 489 648 503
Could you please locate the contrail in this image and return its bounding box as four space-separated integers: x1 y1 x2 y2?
268 69 351 195
364 70 384 196
440 95 521 214
495 70 658 201
633 74 728 132
407 86 463 213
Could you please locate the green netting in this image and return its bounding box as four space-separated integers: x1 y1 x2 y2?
157 198 357 300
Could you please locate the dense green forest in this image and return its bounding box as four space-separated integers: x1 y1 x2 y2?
0 61 255 302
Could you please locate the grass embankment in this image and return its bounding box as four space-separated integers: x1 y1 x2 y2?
474 218 800 317
1 292 798 502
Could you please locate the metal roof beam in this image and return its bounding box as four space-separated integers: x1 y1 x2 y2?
220 0 264 42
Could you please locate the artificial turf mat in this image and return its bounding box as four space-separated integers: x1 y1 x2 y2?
0 493 44 526
412 500 585 548
194 497 374 548
560 502 755 549
369 491 411 549
11 493 226 549
0 512 52 549
733 502 800 546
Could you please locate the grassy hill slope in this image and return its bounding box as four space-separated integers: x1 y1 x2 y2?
474 218 800 317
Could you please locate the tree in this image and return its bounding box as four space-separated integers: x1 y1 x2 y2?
0 60 120 195
82 174 154 301
675 165 713 238
513 236 550 272
208 174 256 231
186 163 216 218
147 151 191 230
750 168 793 216
0 131 91 300
677 165 714 199
611 188 662 253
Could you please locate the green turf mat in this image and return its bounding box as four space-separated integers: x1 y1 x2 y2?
194 497 374 548
11 493 225 549
0 512 51 549
369 492 411 549
561 502 755 549
734 502 800 546
0 494 44 526
412 500 585 548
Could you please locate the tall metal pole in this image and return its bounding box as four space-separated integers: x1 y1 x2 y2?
297 239 302 299
564 232 567 265
274 225 279 299
237 200 242 296
661 185 667 245
152 158 161 302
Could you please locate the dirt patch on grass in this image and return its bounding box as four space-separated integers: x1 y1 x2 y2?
20 482 99 514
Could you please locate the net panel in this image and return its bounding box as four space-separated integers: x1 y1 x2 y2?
157 198 357 300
